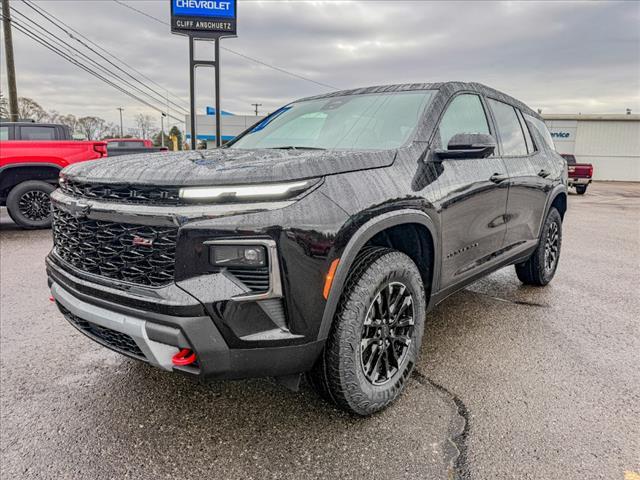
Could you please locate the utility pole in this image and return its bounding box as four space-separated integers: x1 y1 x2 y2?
160 112 166 148
117 107 124 136
2 0 20 122
251 103 262 116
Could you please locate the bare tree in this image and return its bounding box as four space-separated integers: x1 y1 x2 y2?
49 112 78 136
101 122 122 139
18 97 48 121
77 116 108 140
0 93 9 119
134 113 156 139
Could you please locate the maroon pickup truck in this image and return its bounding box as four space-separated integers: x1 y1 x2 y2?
561 154 593 195
0 122 107 228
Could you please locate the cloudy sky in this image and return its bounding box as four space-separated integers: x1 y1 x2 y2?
1 0 639 131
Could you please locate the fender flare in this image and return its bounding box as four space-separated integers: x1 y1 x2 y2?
0 162 63 176
536 184 568 238
318 209 439 340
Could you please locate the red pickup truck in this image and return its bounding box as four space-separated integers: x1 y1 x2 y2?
0 122 107 228
561 154 593 195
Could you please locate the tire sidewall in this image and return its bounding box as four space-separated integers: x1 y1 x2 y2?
6 181 55 229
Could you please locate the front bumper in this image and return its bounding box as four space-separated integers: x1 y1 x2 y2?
48 257 324 380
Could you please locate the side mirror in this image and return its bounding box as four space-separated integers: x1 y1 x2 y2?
435 133 496 160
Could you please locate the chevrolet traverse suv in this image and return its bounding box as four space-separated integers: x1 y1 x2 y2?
47 82 567 415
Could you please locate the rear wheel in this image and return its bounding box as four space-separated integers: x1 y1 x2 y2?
308 247 426 416
515 207 562 286
6 180 56 229
575 185 587 195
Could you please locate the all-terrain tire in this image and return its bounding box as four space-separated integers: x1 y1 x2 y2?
6 180 56 229
515 207 562 286
308 247 426 416
575 185 587 195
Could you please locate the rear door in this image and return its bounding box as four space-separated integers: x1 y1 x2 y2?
486 98 550 249
436 93 510 290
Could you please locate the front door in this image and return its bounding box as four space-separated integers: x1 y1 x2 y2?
435 93 509 290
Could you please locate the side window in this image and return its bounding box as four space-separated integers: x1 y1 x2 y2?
19 126 57 140
524 113 556 151
0 126 9 141
516 109 535 154
487 99 528 156
438 94 490 148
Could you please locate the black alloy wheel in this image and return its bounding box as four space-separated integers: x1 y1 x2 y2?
360 282 415 386
18 190 51 222
544 221 560 272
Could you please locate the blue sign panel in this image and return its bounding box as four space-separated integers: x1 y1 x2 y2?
170 0 237 37
173 0 235 19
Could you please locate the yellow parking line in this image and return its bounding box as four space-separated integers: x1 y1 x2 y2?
624 471 640 480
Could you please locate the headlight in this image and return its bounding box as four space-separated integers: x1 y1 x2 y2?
179 180 314 202
210 244 267 268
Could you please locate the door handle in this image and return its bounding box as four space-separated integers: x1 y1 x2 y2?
490 173 508 184
538 169 551 178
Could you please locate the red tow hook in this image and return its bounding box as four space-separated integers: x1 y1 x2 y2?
172 348 197 366
49 296 55 303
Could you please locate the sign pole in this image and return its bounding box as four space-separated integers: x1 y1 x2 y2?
189 36 197 150
170 0 236 150
215 39 222 148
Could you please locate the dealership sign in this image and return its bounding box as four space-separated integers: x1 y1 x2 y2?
171 0 237 37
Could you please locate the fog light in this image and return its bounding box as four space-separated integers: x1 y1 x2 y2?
211 244 267 268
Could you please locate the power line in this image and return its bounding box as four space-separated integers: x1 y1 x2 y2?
3 13 185 124
10 6 186 119
22 0 190 113
111 0 341 91
20 0 190 115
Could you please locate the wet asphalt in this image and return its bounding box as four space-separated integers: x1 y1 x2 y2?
1 181 638 479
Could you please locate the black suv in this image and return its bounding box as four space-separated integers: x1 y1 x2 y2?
47 82 567 415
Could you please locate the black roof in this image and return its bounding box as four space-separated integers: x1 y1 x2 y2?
297 81 540 119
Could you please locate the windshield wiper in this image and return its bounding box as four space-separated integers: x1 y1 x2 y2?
267 146 326 151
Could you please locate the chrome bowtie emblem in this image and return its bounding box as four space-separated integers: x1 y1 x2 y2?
132 236 154 247
66 200 90 218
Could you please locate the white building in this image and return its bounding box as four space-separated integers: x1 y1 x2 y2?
543 114 640 181
185 108 265 149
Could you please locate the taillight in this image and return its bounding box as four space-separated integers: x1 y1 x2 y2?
93 143 108 157
589 165 593 177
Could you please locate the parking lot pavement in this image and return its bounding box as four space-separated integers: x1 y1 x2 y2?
1 182 639 480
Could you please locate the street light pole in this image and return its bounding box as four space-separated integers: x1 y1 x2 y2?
2 0 20 122
117 107 124 136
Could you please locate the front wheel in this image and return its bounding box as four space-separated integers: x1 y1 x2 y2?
575 185 587 195
308 247 426 416
6 180 56 229
515 207 562 286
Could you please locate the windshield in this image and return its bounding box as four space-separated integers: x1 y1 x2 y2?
229 91 435 151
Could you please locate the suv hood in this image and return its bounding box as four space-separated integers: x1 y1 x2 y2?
63 148 396 186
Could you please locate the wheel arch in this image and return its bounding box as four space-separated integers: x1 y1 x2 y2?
535 185 567 239
0 163 61 199
318 209 439 340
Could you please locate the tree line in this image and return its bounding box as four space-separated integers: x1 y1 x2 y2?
0 94 184 149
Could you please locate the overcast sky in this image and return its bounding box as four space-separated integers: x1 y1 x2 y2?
1 0 639 131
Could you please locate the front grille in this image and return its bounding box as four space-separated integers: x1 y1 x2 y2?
59 304 145 359
60 179 181 205
227 267 270 293
52 206 177 287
